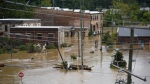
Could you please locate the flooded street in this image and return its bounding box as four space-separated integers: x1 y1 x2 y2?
0 36 150 84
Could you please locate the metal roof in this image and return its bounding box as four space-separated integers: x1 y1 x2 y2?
0 19 41 21
117 27 150 37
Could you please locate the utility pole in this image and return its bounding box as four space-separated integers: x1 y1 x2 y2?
127 28 134 84
113 26 149 83
80 0 83 69
78 31 80 57
99 6 103 51
9 40 12 58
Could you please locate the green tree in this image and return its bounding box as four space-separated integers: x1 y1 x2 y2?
112 0 147 25
0 0 34 18
112 51 126 67
41 0 52 7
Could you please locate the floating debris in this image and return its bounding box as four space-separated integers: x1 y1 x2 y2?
53 63 93 70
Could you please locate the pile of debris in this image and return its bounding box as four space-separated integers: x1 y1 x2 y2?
53 62 93 70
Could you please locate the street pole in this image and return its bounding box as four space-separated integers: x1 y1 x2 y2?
78 31 80 57
9 40 12 58
127 28 134 84
80 0 83 69
100 23 103 51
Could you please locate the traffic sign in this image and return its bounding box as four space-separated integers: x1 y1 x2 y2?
18 72 24 78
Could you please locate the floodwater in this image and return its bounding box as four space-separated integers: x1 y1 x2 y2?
0 36 150 84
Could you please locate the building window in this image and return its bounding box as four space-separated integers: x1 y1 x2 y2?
90 24 92 29
96 23 98 28
48 34 53 40
138 40 144 44
120 39 125 44
96 15 98 20
5 25 7 32
100 15 103 20
93 15 96 20
26 33 31 40
16 35 20 39
37 34 42 39
93 25 95 31
138 40 144 48
15 33 21 39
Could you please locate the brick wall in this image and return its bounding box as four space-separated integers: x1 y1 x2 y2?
34 8 91 28
10 27 58 45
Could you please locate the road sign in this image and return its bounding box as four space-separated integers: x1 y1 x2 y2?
18 72 24 78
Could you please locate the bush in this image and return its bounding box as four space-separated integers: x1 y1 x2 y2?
0 49 4 54
88 30 93 37
19 45 28 51
90 51 94 53
70 54 77 60
12 39 23 49
7 49 17 54
60 43 67 48
46 44 56 49
27 44 35 53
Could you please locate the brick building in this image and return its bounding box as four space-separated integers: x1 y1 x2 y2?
89 11 104 35
34 7 91 36
117 27 150 45
9 26 64 46
0 19 41 37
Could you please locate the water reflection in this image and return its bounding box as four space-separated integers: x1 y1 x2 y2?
0 36 150 84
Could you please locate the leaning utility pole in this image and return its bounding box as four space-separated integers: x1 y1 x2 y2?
127 28 134 84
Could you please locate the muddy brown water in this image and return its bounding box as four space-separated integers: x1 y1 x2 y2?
0 36 150 84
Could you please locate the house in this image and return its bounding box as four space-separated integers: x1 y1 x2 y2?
0 19 41 37
117 27 150 45
8 26 65 46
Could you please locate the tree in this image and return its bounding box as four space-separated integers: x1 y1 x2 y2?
112 51 126 67
112 0 148 25
41 0 52 7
